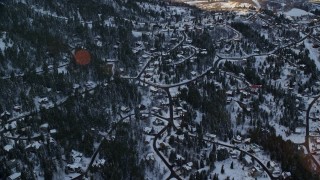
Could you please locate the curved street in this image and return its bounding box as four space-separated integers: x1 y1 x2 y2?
190 134 276 179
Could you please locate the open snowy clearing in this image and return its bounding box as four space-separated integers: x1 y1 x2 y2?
284 8 314 17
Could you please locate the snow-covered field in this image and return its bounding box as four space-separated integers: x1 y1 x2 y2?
210 150 270 180
176 0 259 10
184 1 207 5
132 31 143 38
272 123 306 144
304 38 320 70
284 8 314 17
201 2 253 9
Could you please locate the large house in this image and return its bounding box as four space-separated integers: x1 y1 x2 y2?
7 172 21 180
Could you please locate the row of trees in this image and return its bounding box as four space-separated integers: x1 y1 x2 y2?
250 128 319 179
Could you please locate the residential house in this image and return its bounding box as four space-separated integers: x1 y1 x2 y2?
7 172 21 180
1 111 11 120
181 162 193 175
39 123 49 132
153 118 165 126
120 106 130 113
13 105 21 112
159 141 169 150
92 159 106 168
151 107 161 114
190 71 197 76
250 166 263 178
4 144 13 152
150 86 158 94
38 97 49 104
138 104 146 111
205 133 216 141
233 135 242 143
229 150 238 159
6 159 18 171
144 136 154 144
243 155 253 167
244 138 251 144
272 169 281 178
281 171 292 179
65 164 82 174
144 127 153 134
146 153 155 161
140 114 148 121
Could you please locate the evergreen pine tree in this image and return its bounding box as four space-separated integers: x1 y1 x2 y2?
221 165 225 174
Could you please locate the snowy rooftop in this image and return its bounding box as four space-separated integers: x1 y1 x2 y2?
4 144 13 152
8 172 21 180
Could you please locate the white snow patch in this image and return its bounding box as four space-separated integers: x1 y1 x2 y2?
132 31 142 38
252 0 261 8
304 38 320 70
0 32 13 52
272 123 306 144
4 144 13 152
284 8 314 17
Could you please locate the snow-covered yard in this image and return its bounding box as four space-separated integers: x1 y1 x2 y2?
284 8 314 17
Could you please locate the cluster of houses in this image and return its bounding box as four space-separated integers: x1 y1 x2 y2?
311 137 320 154
230 134 289 178
37 96 54 110
71 80 99 95
1 119 60 179
65 150 85 174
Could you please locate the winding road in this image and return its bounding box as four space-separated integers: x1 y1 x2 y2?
305 94 320 172
3 9 318 179
131 21 317 179
190 134 276 179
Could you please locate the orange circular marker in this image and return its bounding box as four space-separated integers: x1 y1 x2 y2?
74 49 91 65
